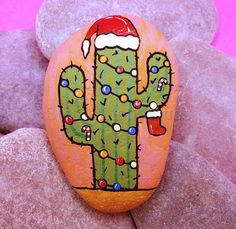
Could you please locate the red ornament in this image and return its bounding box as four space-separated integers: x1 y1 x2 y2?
64 115 73 125
98 179 107 189
115 157 125 166
133 100 142 109
116 66 124 74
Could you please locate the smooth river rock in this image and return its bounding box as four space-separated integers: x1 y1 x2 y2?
36 0 217 58
131 141 236 229
170 35 236 183
0 30 48 133
0 128 135 228
43 15 179 213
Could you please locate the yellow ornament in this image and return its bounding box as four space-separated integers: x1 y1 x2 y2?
74 89 83 98
164 60 170 67
120 94 128 103
97 114 105 123
99 55 108 63
100 150 108 158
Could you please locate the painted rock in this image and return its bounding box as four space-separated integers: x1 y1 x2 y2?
43 15 178 213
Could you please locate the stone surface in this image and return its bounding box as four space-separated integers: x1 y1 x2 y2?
36 0 217 59
131 141 236 228
0 128 134 228
170 36 236 182
0 30 48 133
43 15 178 213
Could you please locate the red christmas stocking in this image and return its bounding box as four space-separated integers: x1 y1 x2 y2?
146 110 166 136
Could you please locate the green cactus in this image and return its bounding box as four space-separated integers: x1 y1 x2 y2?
58 47 172 191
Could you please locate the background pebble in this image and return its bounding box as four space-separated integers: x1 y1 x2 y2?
36 0 217 58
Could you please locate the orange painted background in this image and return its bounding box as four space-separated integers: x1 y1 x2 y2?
43 15 179 190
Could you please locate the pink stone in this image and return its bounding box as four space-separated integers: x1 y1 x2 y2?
131 141 236 228
36 0 217 59
0 30 48 133
0 128 134 228
170 36 236 182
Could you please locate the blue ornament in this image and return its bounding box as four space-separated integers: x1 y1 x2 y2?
151 66 159 74
61 79 69 87
101 85 111 95
113 182 121 191
128 127 137 135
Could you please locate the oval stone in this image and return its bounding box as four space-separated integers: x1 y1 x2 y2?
43 15 179 213
36 0 217 59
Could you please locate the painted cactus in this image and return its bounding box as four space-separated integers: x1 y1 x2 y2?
58 16 172 191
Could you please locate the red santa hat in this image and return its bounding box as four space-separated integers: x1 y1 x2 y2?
82 15 140 58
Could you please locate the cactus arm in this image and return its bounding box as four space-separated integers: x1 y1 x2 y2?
137 52 172 113
58 64 98 145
